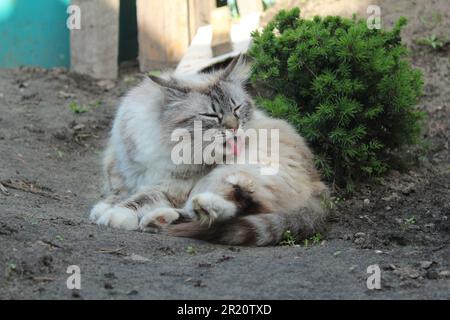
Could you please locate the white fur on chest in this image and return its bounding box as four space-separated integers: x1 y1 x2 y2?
111 79 176 191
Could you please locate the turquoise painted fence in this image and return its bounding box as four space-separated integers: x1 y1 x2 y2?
0 0 70 68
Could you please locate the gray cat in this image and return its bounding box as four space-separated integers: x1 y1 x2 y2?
90 56 329 246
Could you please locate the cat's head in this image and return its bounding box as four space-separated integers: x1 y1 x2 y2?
150 55 254 164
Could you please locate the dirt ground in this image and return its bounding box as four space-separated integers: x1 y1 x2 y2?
0 0 449 299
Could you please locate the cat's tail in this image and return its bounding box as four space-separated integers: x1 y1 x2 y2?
166 208 327 246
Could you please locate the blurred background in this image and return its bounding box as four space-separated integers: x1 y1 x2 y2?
1 0 448 79
0 0 275 78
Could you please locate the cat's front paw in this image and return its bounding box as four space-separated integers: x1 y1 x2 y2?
139 208 180 233
191 193 236 226
90 201 113 221
96 206 139 231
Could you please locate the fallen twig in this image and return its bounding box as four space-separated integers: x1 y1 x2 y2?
31 276 56 282
1 179 60 200
96 247 127 255
40 239 63 249
0 182 9 195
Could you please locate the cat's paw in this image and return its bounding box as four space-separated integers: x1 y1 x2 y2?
90 201 113 221
139 208 180 233
191 193 236 226
96 206 139 231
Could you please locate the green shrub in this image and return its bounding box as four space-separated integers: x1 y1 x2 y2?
249 8 424 190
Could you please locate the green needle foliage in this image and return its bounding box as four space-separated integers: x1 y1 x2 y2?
249 8 424 191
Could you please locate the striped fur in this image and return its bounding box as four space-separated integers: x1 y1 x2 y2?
157 115 329 246
167 209 327 246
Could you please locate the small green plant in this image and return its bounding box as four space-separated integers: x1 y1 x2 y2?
186 245 197 254
404 216 416 225
310 233 324 244
6 262 19 277
303 233 325 247
333 250 342 257
401 216 416 231
280 230 297 246
417 34 445 50
56 235 64 242
69 102 88 114
333 197 345 205
321 196 335 210
90 100 102 108
148 70 162 77
250 8 424 190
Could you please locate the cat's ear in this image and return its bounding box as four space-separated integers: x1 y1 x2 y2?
148 75 190 94
221 54 251 84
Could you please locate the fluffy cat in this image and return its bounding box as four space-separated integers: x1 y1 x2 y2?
90 56 329 246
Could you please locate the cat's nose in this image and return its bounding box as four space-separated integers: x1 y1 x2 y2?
223 115 239 130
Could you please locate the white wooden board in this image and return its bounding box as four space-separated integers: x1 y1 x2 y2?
175 13 261 75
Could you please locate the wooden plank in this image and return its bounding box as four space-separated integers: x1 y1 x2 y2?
188 0 216 42
211 7 232 57
70 0 120 79
236 0 263 16
136 0 190 71
176 13 261 75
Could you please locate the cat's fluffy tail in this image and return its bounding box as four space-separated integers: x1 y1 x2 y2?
166 209 327 246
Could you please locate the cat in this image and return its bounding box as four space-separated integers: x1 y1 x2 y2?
90 56 329 246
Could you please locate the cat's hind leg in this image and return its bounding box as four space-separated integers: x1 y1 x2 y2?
181 171 259 226
186 192 238 226
139 192 238 232
139 208 185 233
137 172 258 232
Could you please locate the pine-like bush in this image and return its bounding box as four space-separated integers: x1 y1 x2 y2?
249 8 424 190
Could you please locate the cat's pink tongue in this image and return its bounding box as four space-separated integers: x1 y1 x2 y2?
227 137 241 156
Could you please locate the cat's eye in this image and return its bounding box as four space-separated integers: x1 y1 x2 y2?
200 113 218 118
200 113 222 121
233 104 242 117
